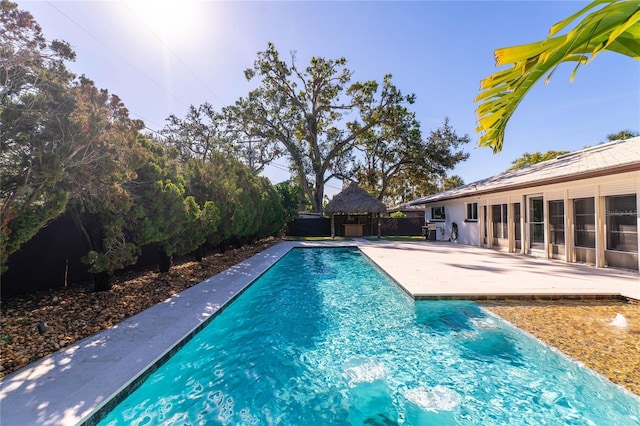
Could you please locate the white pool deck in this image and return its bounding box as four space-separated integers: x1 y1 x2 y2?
1 240 638 425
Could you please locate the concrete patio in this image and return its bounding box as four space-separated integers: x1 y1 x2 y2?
0 240 637 425
355 239 639 300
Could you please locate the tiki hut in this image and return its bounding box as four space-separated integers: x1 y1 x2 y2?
324 183 387 238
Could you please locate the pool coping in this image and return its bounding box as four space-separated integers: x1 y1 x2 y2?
0 241 301 426
0 240 637 425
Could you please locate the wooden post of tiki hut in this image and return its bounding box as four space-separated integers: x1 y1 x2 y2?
324 183 387 239
331 213 335 239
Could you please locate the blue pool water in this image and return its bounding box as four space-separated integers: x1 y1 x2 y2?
97 247 640 425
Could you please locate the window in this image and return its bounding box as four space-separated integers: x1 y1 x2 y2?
548 200 565 245
513 203 521 242
431 206 445 221
574 198 595 248
466 202 478 221
529 197 544 250
491 204 508 239
606 195 638 253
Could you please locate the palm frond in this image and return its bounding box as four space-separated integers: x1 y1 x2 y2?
475 0 640 153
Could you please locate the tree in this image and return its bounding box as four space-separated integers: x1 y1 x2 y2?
256 176 286 238
276 179 307 223
507 150 570 171
605 129 639 142
389 211 406 218
476 0 640 152
351 105 421 201
234 43 416 213
181 151 285 250
128 138 209 272
163 102 279 173
65 77 147 290
163 103 227 163
0 0 77 272
442 175 464 190
181 157 229 248
354 117 470 205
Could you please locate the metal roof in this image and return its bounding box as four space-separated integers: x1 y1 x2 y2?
387 203 426 212
410 137 640 205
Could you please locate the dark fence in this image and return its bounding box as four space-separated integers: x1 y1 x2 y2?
286 218 331 237
2 214 165 297
286 216 423 237
3 215 425 297
381 217 424 236
2 214 92 297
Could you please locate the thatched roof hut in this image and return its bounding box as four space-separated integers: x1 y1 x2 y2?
324 183 386 215
324 183 386 237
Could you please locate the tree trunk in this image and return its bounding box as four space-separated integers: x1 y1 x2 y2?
312 175 324 214
158 249 172 273
93 272 112 292
194 245 204 262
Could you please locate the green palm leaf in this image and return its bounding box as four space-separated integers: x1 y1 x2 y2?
475 0 640 153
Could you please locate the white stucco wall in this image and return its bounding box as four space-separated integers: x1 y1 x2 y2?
419 170 640 271
424 198 480 246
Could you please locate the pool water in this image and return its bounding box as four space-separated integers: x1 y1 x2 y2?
97 247 640 425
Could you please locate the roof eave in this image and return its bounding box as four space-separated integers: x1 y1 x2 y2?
410 163 640 205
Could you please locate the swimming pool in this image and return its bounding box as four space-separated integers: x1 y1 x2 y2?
95 247 640 425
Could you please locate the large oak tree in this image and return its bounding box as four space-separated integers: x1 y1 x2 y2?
353 117 470 205
232 43 416 213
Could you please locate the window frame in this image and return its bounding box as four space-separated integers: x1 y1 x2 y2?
430 206 445 221
491 203 508 239
465 202 478 222
574 197 595 249
513 202 522 241
605 194 638 253
548 200 565 246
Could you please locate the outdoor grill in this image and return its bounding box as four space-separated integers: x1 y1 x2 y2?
421 222 437 240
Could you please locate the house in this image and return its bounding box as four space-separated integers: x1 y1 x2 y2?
410 137 640 272
386 203 426 218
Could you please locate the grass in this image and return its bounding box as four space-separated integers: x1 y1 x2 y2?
283 236 353 241
284 235 426 242
364 236 427 242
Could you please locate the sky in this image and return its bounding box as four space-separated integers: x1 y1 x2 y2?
17 0 640 199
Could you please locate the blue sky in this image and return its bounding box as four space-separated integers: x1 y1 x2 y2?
18 1 640 198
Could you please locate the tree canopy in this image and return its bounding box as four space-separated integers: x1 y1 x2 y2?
2 1 475 286
476 0 640 152
605 129 639 142
1 1 77 271
507 150 570 171
232 43 417 213
1 2 290 285
353 117 469 205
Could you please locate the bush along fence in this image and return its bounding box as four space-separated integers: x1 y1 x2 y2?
3 216 424 297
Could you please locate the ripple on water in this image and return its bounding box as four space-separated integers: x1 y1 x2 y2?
97 248 640 426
